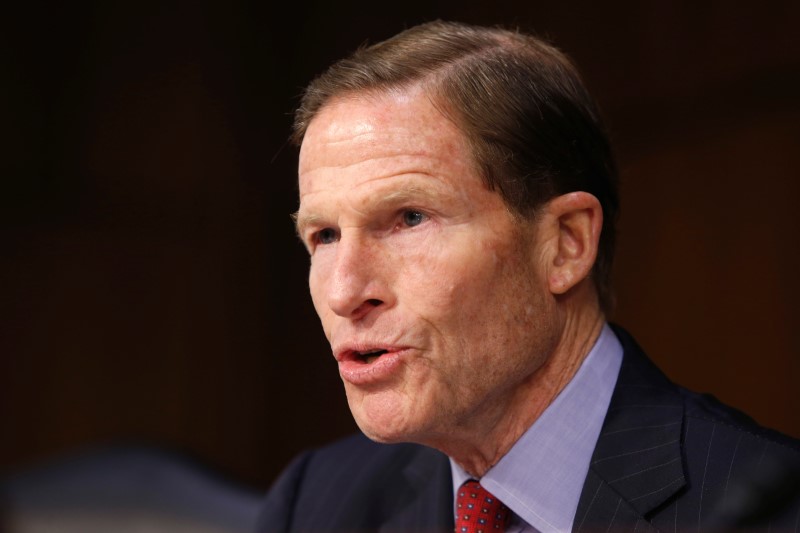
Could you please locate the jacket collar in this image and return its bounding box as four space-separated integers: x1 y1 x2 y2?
574 325 686 530
378 444 453 533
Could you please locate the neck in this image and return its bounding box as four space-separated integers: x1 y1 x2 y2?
438 295 605 477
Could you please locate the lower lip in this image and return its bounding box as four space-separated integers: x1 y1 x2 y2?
338 350 407 386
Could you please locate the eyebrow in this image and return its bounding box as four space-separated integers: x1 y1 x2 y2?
293 211 320 239
293 185 447 239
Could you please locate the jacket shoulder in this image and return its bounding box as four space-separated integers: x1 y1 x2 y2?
255 434 449 532
609 325 800 530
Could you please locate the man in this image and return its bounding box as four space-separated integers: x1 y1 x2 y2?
258 21 800 532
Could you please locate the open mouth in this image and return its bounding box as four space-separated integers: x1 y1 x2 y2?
354 349 389 364
336 346 405 384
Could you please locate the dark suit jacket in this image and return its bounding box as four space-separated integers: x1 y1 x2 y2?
257 327 800 532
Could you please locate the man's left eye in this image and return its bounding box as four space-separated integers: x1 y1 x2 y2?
402 210 427 227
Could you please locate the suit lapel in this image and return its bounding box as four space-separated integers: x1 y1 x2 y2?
378 445 453 533
574 326 687 531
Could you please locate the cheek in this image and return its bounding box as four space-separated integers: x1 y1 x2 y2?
399 249 510 341
308 263 323 307
308 261 334 334
429 236 514 297
399 248 474 311
430 242 541 350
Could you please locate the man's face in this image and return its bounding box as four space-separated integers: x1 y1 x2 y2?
296 88 560 446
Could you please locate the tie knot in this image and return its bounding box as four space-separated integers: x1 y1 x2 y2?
455 480 511 533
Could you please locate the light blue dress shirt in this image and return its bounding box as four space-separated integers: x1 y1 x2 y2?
450 324 623 533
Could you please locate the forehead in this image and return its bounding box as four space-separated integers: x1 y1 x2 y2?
298 88 476 195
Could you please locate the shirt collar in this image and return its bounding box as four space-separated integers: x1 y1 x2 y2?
450 324 623 533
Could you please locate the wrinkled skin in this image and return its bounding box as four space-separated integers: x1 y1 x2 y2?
296 87 603 475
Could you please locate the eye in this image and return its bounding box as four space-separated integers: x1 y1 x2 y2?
402 210 427 227
315 227 339 245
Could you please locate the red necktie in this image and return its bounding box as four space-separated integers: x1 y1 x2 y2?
455 480 511 533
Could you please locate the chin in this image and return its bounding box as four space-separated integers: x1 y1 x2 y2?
357 426 404 444
352 411 414 444
348 398 428 445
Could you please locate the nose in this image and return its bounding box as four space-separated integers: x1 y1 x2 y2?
325 235 391 320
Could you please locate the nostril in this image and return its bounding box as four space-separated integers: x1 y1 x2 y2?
348 298 384 320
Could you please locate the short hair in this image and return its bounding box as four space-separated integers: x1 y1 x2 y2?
293 20 619 312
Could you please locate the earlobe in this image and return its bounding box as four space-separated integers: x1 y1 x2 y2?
545 192 603 295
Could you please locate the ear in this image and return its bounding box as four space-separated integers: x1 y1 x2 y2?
541 192 603 296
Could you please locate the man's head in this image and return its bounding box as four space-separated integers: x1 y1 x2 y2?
293 20 618 311
293 21 617 471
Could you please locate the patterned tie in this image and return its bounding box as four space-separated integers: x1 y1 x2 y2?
455 480 511 533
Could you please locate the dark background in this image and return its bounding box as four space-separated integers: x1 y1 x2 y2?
2 1 798 491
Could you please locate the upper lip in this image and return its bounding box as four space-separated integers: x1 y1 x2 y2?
333 343 407 362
